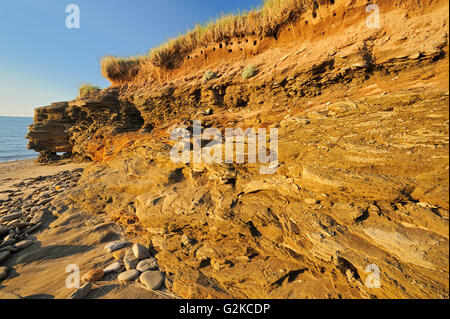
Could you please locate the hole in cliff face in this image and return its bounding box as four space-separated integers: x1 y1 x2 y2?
336 257 360 280
167 168 185 184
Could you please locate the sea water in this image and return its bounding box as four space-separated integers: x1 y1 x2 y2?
0 116 36 162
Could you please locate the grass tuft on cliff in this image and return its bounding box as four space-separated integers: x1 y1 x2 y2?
79 83 100 98
101 0 318 83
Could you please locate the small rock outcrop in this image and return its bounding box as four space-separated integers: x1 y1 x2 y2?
26 91 144 162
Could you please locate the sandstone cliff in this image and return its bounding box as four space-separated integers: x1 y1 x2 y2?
26 0 449 298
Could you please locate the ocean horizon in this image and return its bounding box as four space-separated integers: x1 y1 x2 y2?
0 116 37 163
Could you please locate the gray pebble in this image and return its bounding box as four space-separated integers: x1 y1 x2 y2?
68 283 92 299
140 271 164 290
118 269 140 282
104 241 127 253
123 249 139 270
132 243 150 260
136 259 157 272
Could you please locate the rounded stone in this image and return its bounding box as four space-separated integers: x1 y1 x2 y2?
123 249 139 270
118 269 140 282
140 271 164 290
0 266 8 280
104 241 127 253
136 259 157 272
68 283 92 299
14 240 34 250
104 261 123 274
132 243 150 260
81 269 104 283
0 251 10 263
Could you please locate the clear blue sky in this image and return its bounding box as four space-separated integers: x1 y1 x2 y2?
0 0 262 117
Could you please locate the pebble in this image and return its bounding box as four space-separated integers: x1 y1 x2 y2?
124 249 139 270
117 269 140 282
0 251 10 263
68 283 92 299
0 266 8 280
0 240 15 249
26 223 42 234
0 246 20 253
140 271 164 290
81 269 104 283
132 243 150 260
104 241 127 253
36 198 52 206
136 259 157 272
0 226 8 236
0 212 22 223
4 234 14 242
14 240 34 250
104 261 123 274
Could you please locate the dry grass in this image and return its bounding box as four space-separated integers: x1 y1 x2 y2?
100 56 143 84
101 0 323 82
79 83 100 98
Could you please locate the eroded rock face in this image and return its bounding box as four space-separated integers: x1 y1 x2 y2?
25 0 449 299
26 91 144 162
68 91 449 299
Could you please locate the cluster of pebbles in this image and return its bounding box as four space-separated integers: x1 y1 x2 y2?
0 169 84 282
69 242 166 299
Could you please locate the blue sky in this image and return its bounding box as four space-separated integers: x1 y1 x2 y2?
0 0 262 117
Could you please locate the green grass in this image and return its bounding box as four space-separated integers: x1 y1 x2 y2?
202 70 218 83
79 83 100 98
242 65 257 79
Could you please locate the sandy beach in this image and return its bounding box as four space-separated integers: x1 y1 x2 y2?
0 159 172 299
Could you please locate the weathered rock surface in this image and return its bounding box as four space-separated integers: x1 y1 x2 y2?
123 249 139 270
23 0 449 299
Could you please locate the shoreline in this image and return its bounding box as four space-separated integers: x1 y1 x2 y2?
0 159 172 299
0 157 37 165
